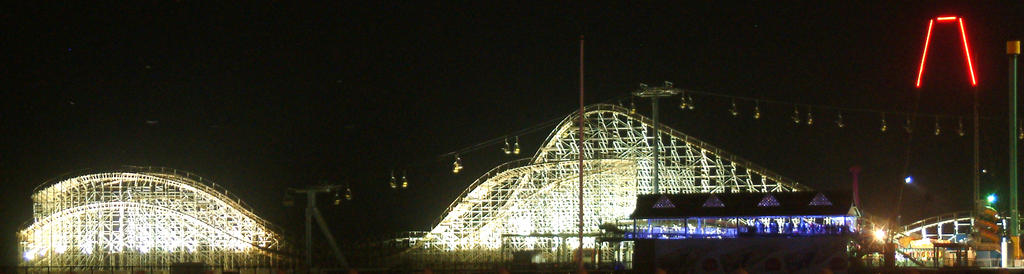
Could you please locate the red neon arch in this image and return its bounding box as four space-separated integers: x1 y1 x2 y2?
914 16 978 88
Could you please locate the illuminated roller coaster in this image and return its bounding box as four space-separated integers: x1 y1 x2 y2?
18 167 291 268
409 104 810 263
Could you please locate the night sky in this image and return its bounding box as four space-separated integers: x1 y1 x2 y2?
3 1 1023 265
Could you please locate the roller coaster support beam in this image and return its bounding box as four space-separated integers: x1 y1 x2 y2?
292 185 350 270
633 82 681 194
312 205 348 268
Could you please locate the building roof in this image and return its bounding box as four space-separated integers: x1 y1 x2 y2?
631 191 854 219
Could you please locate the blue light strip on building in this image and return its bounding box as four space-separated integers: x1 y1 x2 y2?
629 215 857 240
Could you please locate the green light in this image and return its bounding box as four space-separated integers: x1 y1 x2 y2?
987 193 997 204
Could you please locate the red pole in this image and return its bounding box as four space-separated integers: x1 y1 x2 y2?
577 35 585 273
849 166 861 208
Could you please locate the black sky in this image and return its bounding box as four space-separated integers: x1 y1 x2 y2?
2 1 1023 265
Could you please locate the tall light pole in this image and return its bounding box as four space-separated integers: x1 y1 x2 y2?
1008 40 1020 258
896 175 913 228
974 85 981 211
633 82 681 194
577 35 585 272
850 166 862 209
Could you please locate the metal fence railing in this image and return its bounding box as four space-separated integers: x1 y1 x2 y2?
0 265 631 274
0 266 297 274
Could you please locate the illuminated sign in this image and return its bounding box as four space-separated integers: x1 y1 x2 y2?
915 16 978 88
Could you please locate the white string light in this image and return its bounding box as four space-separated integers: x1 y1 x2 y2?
679 91 689 110
664 88 975 133
791 106 801 124
513 136 520 155
806 107 814 125
389 170 397 189
753 101 761 119
437 86 982 178
881 113 888 132
452 154 463 174
1018 120 1023 140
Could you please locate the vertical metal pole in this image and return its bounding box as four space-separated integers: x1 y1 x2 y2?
1011 41 1021 232
849 166 861 208
1009 40 1020 244
975 87 981 211
652 97 660 194
311 207 349 268
577 35 585 272
305 191 314 269
896 183 905 227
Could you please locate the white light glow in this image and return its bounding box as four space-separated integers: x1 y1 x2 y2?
873 228 886 242
1003 238 1009 267
17 169 288 268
